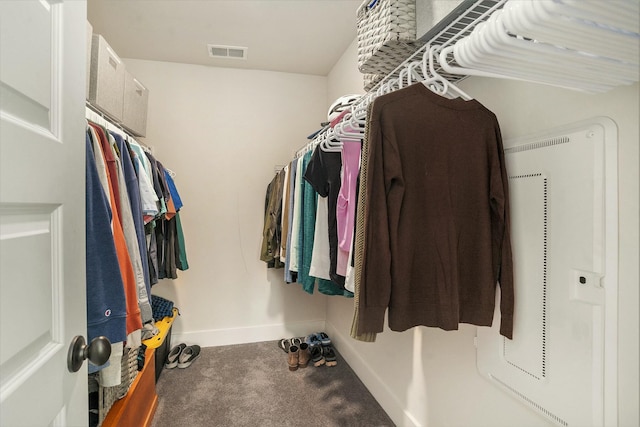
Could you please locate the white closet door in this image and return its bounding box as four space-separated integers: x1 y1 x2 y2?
0 1 89 425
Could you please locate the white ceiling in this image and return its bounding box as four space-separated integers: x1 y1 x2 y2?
87 0 363 76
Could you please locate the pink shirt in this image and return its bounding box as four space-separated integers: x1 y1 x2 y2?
336 134 361 276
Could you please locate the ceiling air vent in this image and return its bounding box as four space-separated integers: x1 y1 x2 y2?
207 44 248 60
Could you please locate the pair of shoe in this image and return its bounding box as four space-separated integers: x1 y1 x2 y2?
305 331 331 348
309 344 338 367
165 343 201 369
278 336 304 353
287 343 311 371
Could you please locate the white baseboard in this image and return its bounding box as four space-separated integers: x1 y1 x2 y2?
171 319 326 348
325 320 420 427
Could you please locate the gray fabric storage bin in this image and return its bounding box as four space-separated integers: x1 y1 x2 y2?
89 34 125 122
122 71 149 137
86 21 92 100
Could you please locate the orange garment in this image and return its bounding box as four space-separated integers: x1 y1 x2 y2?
89 124 142 335
164 191 177 220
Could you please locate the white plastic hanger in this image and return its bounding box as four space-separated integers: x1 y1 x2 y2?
406 60 425 86
474 13 610 76
486 9 636 83
555 0 639 33
334 113 364 141
397 68 408 89
506 1 639 63
461 18 620 91
438 3 639 93
320 128 343 153
421 44 473 100
420 45 448 96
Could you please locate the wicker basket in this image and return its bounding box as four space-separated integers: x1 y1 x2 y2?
96 346 140 426
363 73 385 91
357 0 424 75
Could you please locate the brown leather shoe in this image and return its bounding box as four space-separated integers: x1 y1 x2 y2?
298 343 310 368
287 345 299 371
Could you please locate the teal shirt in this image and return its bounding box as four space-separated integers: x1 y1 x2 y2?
298 150 353 297
297 151 315 293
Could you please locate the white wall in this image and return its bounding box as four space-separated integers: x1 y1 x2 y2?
327 38 365 106
124 59 330 346
324 40 640 427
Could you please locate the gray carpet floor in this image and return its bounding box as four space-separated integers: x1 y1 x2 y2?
150 340 395 427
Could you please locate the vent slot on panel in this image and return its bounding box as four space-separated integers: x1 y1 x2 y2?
492 376 569 427
207 44 248 60
505 136 570 154
503 173 548 381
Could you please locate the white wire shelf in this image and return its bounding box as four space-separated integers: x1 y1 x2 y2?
367 0 507 92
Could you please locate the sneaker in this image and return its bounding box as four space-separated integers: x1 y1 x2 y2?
323 345 337 367
317 332 331 346
165 343 186 369
177 345 201 368
310 345 325 367
305 334 321 348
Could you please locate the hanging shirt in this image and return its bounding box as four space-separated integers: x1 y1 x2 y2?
161 170 188 272
88 125 110 198
303 145 346 288
147 153 169 279
85 130 127 346
174 211 189 271
296 151 316 293
164 170 183 211
128 141 159 223
309 196 331 280
147 152 168 220
336 140 361 276
283 159 297 283
112 133 153 321
351 104 377 342
288 155 305 273
260 170 285 267
345 239 356 293
89 123 143 338
280 164 290 259
109 133 153 325
357 83 514 339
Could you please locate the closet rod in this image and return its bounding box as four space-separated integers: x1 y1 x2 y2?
85 102 154 153
85 101 119 125
85 101 127 134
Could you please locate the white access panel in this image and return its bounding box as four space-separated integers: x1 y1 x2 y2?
476 118 618 427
